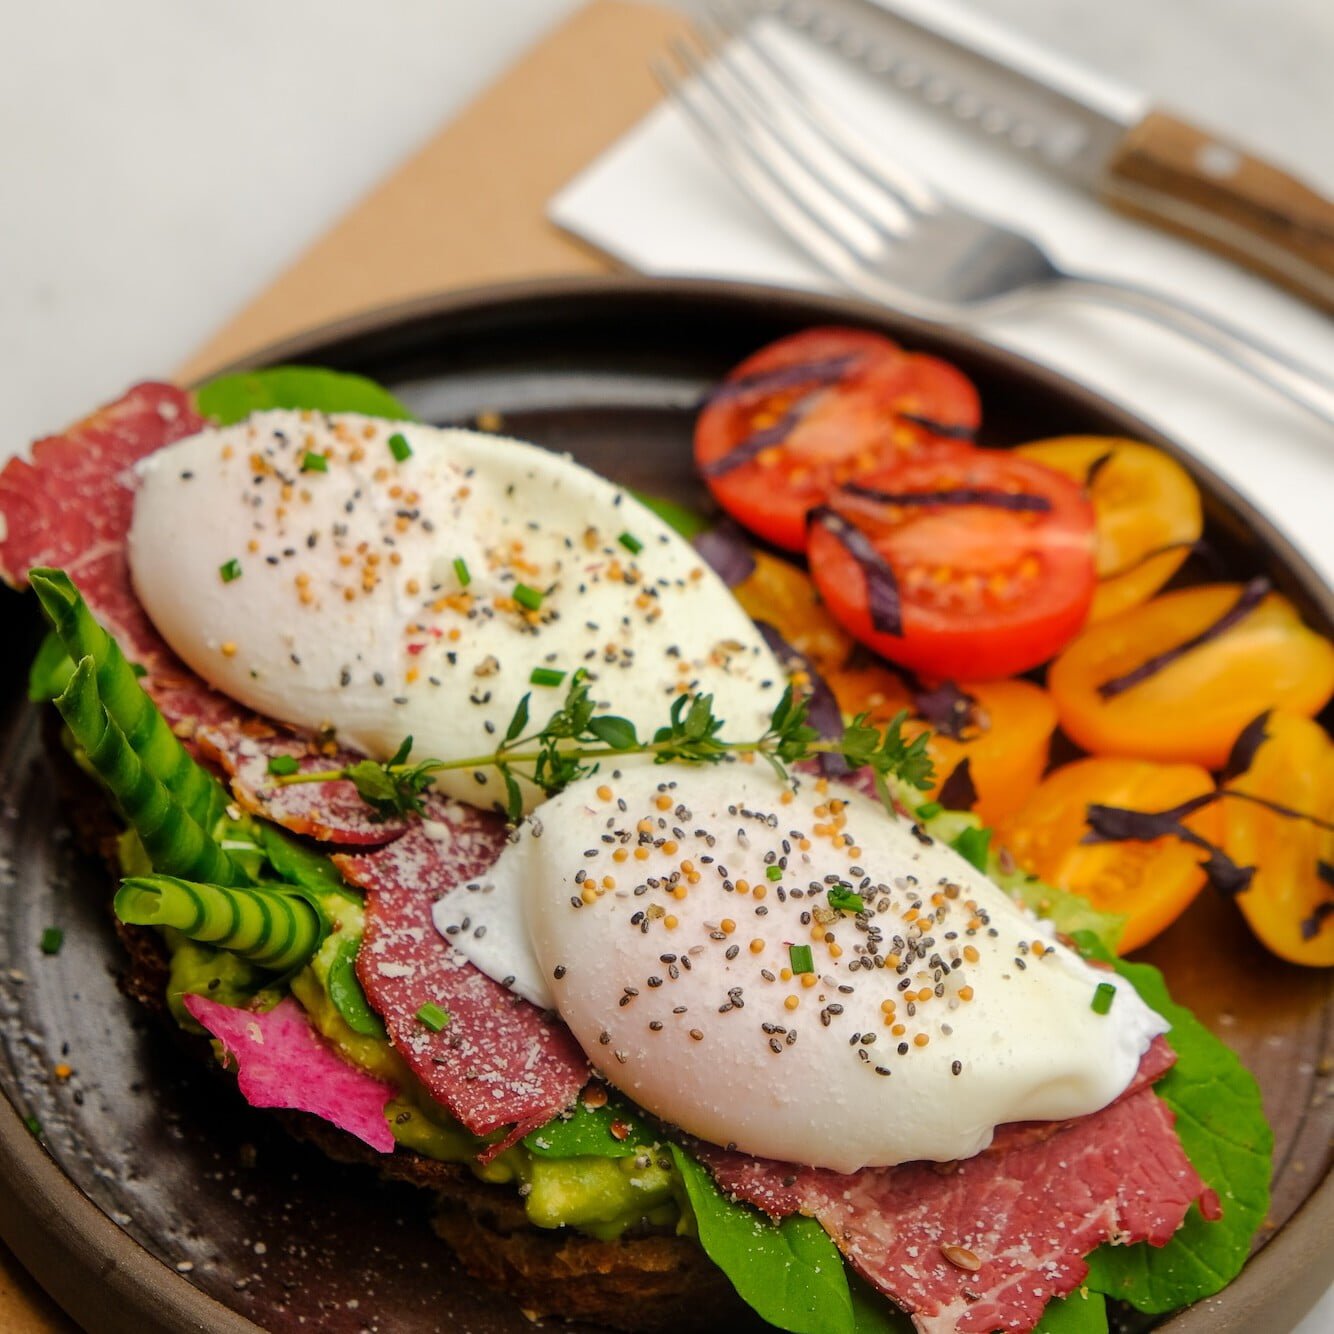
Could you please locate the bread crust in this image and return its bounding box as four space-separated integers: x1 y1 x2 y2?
56 738 752 1333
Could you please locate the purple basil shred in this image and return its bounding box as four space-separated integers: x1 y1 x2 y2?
1220 711 1272 783
1082 799 1255 897
898 412 975 441
808 507 902 637
1084 451 1115 487
842 482 1052 514
1301 899 1334 942
937 757 978 812
754 621 847 776
911 679 977 740
705 354 859 404
1096 576 1270 700
699 400 810 479
692 519 756 589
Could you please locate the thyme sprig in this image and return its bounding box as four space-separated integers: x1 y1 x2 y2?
276 670 934 822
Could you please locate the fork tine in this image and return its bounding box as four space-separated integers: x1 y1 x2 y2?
708 0 940 216
688 14 915 238
653 49 881 291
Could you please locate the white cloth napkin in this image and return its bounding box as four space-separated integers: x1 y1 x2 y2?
550 18 1334 588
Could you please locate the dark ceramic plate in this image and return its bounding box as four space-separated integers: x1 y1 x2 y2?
0 277 1329 1334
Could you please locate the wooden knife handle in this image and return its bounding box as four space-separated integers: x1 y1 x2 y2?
1101 109 1334 313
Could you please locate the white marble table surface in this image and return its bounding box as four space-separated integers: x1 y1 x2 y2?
2 1 1331 1330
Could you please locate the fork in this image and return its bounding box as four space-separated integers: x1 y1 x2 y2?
653 13 1334 426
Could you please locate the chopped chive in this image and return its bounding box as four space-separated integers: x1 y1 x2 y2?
530 667 566 688
416 1002 450 1032
765 865 783 882
219 558 242 583
513 583 543 611
788 944 814 975
1091 982 1116 1015
618 531 644 555
266 755 300 777
827 886 864 913
387 432 412 462
453 557 471 587
916 801 943 820
24 1116 41 1137
300 451 328 473
39 927 64 956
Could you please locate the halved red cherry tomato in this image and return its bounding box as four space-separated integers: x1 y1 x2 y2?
807 445 1096 680
827 666 1057 825
695 328 980 551
1224 711 1334 967
1048 583 1334 768
1014 436 1203 622
997 756 1223 953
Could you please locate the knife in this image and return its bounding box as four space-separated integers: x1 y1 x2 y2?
756 0 1334 312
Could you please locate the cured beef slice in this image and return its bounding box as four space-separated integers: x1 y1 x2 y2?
0 383 203 665
336 799 588 1153
700 1050 1208 1334
198 719 412 846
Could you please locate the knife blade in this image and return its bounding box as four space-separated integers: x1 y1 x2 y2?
756 0 1334 311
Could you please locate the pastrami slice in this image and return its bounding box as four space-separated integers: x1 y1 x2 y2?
199 721 411 846
0 383 204 663
184 994 397 1153
700 1056 1206 1334
337 800 588 1148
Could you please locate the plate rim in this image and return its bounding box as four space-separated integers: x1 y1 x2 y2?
2 271 1329 1334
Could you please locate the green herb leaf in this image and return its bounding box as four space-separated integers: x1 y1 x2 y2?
344 755 433 820
266 754 300 777
387 431 412 462
618 531 644 554
1090 981 1116 1015
504 694 531 744
194 367 414 425
827 886 865 914
530 667 566 688
587 715 639 750
300 451 328 473
219 558 242 584
452 556 471 587
327 936 386 1037
949 825 991 872
789 944 814 974
39 927 64 956
669 1144 855 1334
523 1097 654 1159
255 823 359 902
513 583 543 611
501 770 524 824
1081 949 1272 1312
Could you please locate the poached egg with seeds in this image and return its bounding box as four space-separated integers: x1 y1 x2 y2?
127 412 783 812
441 764 1167 1172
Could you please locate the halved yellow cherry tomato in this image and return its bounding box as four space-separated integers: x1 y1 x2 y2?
1014 437 1202 622
996 756 1222 953
1048 583 1334 769
1224 711 1334 967
731 549 854 678
826 666 1057 826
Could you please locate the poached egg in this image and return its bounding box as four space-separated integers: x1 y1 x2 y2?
127 412 783 812
440 764 1167 1172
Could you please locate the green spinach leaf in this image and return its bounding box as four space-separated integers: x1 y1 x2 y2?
669 1144 855 1334
523 1097 653 1160
1079 947 1271 1313
195 366 413 425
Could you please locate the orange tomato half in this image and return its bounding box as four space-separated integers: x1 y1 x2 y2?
731 550 854 678
1224 712 1334 967
1048 583 1334 769
826 666 1057 826
1014 436 1202 622
997 756 1222 953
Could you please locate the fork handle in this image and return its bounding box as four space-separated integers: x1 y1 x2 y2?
1102 111 1334 314
1057 275 1334 426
